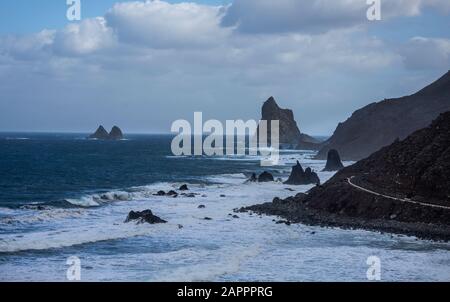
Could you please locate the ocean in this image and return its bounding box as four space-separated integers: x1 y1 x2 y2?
0 133 449 281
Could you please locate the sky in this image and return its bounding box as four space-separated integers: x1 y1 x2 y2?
0 0 449 135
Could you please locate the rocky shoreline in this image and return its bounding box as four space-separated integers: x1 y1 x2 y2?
242 112 450 242
239 194 450 242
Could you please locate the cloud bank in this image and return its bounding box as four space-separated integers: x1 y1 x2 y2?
0 0 448 134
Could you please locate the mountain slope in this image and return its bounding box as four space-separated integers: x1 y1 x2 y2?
316 71 450 160
245 112 450 240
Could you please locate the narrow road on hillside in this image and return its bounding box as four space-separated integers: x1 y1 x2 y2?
347 176 450 210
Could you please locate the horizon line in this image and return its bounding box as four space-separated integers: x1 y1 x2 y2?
0 130 333 137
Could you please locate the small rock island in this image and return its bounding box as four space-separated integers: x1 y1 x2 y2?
89 125 124 140
257 97 321 150
284 161 320 185
322 149 344 172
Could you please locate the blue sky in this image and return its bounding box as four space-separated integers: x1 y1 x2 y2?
0 0 449 134
368 9 450 42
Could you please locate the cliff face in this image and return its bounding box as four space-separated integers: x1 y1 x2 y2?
260 97 301 145
303 111 450 226
316 71 450 160
258 97 320 149
245 112 450 240
315 110 449 199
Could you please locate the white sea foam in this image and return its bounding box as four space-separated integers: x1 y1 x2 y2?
1 151 449 281
0 219 181 253
65 191 132 207
0 208 86 225
149 245 262 282
4 137 30 140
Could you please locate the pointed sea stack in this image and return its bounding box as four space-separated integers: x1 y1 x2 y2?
284 161 320 185
260 97 302 146
322 149 344 171
88 125 124 140
109 126 124 140
89 125 110 140
257 97 320 149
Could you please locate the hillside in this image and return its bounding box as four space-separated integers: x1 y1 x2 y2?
316 71 450 160
245 112 450 240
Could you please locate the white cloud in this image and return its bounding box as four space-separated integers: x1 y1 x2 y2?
0 0 447 134
0 0 396 77
221 0 449 34
401 37 450 70
1 30 54 61
104 0 228 49
53 17 116 56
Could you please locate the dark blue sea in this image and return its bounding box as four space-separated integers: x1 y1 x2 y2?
0 133 271 209
0 133 448 281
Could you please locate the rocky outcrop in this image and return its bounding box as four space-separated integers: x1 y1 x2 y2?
316 71 450 160
89 125 124 140
284 161 320 185
179 184 189 191
89 126 110 140
258 171 274 182
245 112 450 240
257 97 320 149
155 191 166 196
322 149 344 172
125 210 167 224
246 173 258 182
153 190 178 197
109 126 124 140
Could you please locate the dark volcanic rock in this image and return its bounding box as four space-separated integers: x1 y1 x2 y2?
257 97 320 149
125 210 167 224
316 71 450 160
155 190 166 196
89 125 124 140
179 184 189 191
304 168 320 185
109 126 123 140
276 220 291 226
247 173 258 182
245 112 450 241
322 149 344 172
167 190 178 197
89 125 110 140
284 161 320 185
258 171 275 182
183 193 196 198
